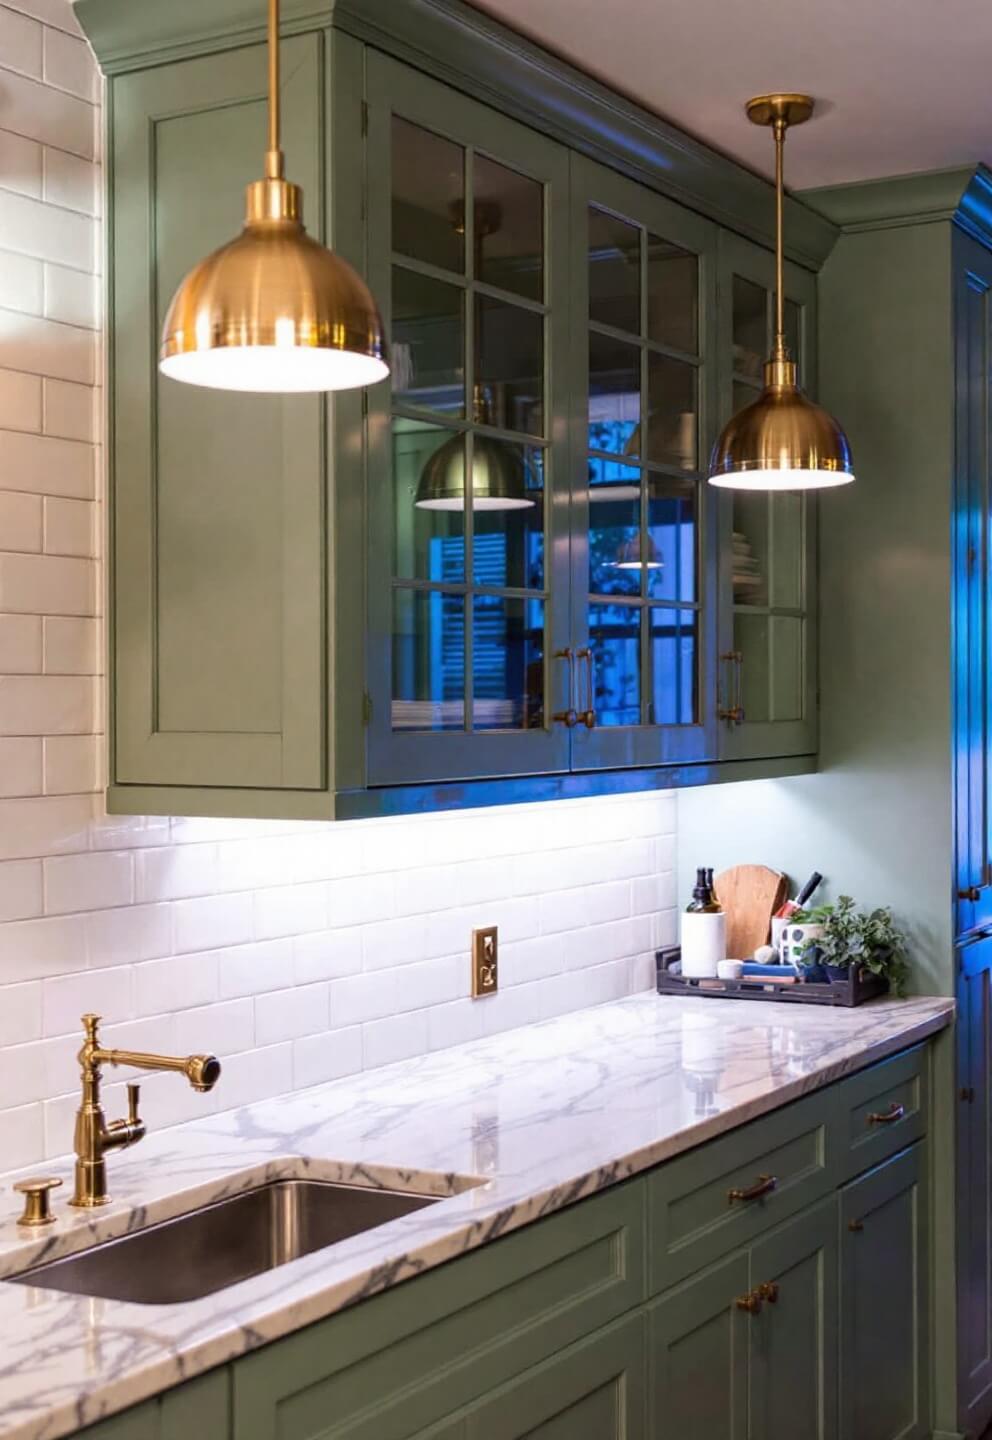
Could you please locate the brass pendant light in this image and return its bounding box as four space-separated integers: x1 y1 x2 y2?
708 94 854 491
414 201 535 512
159 0 389 393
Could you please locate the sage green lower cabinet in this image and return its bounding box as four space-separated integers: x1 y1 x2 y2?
839 1144 930 1440
79 1050 936 1440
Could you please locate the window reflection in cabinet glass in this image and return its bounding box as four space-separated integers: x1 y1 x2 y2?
650 608 696 724
646 352 697 469
393 421 464 582
476 294 543 436
588 602 640 726
391 118 465 275
392 588 465 731
472 595 544 729
392 267 464 416
589 330 640 456
647 477 695 603
589 461 641 599
474 153 543 303
588 206 640 335
472 442 545 590
647 236 697 354
732 275 767 380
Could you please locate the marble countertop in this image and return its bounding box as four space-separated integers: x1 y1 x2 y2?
0 991 953 1440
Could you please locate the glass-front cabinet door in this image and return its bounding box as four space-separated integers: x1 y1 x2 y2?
568 158 719 771
365 56 572 785
716 232 818 761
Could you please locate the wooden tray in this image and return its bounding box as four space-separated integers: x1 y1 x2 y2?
655 947 889 1008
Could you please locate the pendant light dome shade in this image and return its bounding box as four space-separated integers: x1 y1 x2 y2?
160 181 389 393
707 94 854 492
159 0 388 395
709 357 854 490
415 432 535 511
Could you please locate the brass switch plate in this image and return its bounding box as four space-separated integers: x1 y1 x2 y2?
472 926 498 998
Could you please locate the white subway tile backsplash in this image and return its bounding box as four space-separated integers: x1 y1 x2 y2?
0 44 680 1166
3 0 82 38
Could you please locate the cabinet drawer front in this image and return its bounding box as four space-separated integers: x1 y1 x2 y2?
835 1045 928 1182
649 1095 831 1291
233 1183 646 1440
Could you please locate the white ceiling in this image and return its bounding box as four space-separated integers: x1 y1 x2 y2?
468 0 992 191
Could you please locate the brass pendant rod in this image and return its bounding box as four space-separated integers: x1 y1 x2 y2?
773 116 786 360
265 0 283 180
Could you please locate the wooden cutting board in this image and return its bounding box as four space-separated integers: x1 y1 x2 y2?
714 864 789 960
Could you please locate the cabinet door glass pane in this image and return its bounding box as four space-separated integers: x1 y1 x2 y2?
391 118 465 274
647 477 695 602
392 268 464 416
735 612 769 724
589 469 641 598
733 491 768 606
647 237 697 354
588 602 640 725
588 206 640 335
650 607 696 724
589 331 640 455
475 153 543 303
476 294 543 436
393 421 464 581
770 615 803 720
473 595 544 729
472 442 544 590
733 275 767 379
785 298 802 363
770 492 803 609
646 353 697 469
392 589 465 730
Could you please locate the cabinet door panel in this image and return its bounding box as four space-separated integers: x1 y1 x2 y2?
649 1250 748 1440
839 1144 928 1440
111 39 324 790
569 156 719 770
958 939 992 1435
365 54 571 785
748 1200 838 1440
716 232 818 761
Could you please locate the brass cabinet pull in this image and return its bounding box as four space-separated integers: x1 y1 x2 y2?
958 885 987 902
756 1280 780 1304
728 1173 777 1204
848 1218 864 1232
575 646 596 729
867 1102 905 1126
718 650 744 725
552 648 578 728
736 1289 763 1314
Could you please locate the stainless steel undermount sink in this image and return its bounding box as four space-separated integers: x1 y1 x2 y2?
8 1179 440 1304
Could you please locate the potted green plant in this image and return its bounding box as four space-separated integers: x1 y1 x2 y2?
792 895 909 995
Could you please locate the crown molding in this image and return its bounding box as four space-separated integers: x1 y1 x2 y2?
74 0 837 269
802 165 992 250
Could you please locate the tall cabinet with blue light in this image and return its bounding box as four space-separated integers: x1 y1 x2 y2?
77 0 839 820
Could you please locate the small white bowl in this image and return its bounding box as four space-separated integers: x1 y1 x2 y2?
717 959 744 981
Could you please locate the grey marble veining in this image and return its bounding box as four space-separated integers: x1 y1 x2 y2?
0 992 953 1440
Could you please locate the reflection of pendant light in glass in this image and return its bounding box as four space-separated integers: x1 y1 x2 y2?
414 201 534 511
708 95 854 491
610 533 663 570
160 0 389 393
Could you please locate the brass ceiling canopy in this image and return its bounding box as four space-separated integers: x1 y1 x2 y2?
159 0 389 393
708 93 854 491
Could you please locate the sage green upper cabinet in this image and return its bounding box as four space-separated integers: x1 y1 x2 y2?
111 38 326 795
716 232 819 761
365 56 572 785
568 158 718 770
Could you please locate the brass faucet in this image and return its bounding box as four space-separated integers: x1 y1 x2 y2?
70 1013 221 1207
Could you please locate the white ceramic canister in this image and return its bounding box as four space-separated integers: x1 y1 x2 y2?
681 909 727 979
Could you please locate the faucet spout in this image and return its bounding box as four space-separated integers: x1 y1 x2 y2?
70 1014 222 1208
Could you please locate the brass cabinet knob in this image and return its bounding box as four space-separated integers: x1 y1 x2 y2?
756 1280 780 1304
736 1289 763 1314
13 1176 62 1227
